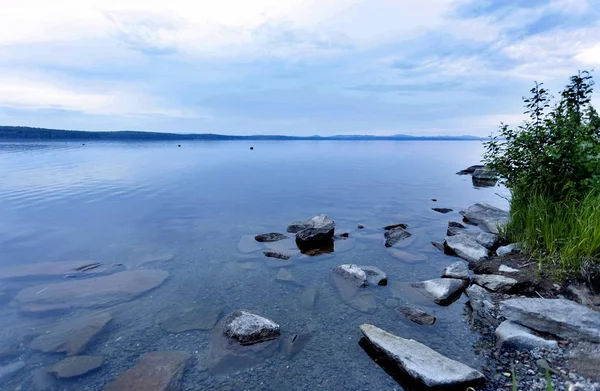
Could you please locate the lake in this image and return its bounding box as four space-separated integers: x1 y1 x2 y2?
0 140 509 390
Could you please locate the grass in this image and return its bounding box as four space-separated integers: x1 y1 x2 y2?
504 188 600 273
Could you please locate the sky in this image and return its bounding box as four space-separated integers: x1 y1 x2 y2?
0 0 599 136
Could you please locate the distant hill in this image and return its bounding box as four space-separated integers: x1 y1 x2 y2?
0 126 485 141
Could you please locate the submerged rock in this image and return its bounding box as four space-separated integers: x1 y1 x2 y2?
275 268 296 284
359 266 388 286
283 332 312 359
254 233 288 243
460 203 509 234
500 298 600 342
0 260 107 279
410 278 467 305
13 269 168 312
30 312 112 356
474 274 517 292
160 306 222 333
332 268 377 313
495 321 558 351
444 235 488 264
47 356 104 379
359 324 485 388
263 251 290 260
332 264 368 287
388 249 426 263
431 241 445 252
441 261 470 280
396 305 436 326
384 227 412 248
0 361 25 382
223 310 280 345
300 288 318 310
432 208 453 214
105 351 191 391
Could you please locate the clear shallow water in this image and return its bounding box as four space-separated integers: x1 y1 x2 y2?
0 141 509 390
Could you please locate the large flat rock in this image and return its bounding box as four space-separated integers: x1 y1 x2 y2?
500 298 600 342
13 270 168 312
444 235 488 264
47 356 104 379
495 321 558 351
104 351 191 391
474 274 517 292
460 203 509 234
384 227 412 248
359 324 485 388
0 260 106 279
410 278 467 305
30 312 112 356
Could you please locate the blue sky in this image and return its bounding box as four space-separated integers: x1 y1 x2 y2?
0 0 599 136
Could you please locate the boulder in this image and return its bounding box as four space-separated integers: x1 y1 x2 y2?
410 278 467 305
384 227 412 248
332 265 368 287
359 266 388 286
474 274 517 292
296 228 335 250
456 165 485 175
432 208 453 214
359 324 485 388
397 305 436 326
287 214 335 234
223 311 280 345
465 284 496 321
47 356 104 379
495 321 558 351
441 261 470 280
254 233 288 243
497 243 519 257
104 351 191 391
472 167 497 181
460 203 509 234
263 251 290 260
444 235 489 264
500 298 600 342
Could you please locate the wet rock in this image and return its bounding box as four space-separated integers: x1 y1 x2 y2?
104 351 191 391
332 265 367 287
300 288 318 310
446 223 498 249
472 167 497 182
0 361 25 382
275 268 295 283
263 251 290 260
474 274 517 292
444 235 489 264
359 266 388 286
432 208 453 214
296 228 335 248
497 243 519 257
441 261 470 280
359 324 485 388
254 233 288 243
500 298 600 342
499 264 519 273
460 203 509 234
223 310 280 345
446 221 466 236
339 232 350 238
0 260 107 279
288 214 335 234
397 305 436 325
410 278 467 305
465 284 495 321
160 306 222 333
357 224 365 229
383 223 408 230
349 291 378 313
388 249 426 263
431 241 445 252
30 312 112 356
456 165 485 175
14 270 169 313
283 332 312 359
495 321 558 351
384 227 412 248
47 356 104 379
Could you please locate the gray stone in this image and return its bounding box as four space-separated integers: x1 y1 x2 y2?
160 306 222 333
388 249 426 263
383 223 408 230
104 351 191 391
441 261 470 280
384 227 412 248
47 356 104 379
275 268 295 283
499 264 519 273
223 310 280 345
432 208 453 214
497 243 519 257
359 324 485 388
444 235 489 264
465 284 495 320
288 214 335 233
456 165 485 175
446 223 498 249
254 233 288 242
431 241 445 252
474 274 517 292
263 251 290 260
410 278 467 305
0 361 25 382
475 232 499 250
460 203 509 234
472 167 497 181
397 306 436 325
296 228 335 249
30 312 112 356
359 266 388 286
500 298 600 342
332 264 367 287
495 321 558 351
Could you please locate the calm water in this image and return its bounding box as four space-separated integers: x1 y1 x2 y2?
0 141 509 390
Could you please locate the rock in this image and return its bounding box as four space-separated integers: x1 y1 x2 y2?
456 165 485 175
396 305 436 325
357 224 365 229
348 291 378 313
223 310 280 345
465 284 495 321
444 235 489 264
288 214 335 234
431 241 445 252
384 227 412 248
0 361 25 382
47 356 104 379
275 268 295 283
160 306 222 333
263 251 290 260
254 233 288 242
300 288 318 310
474 274 517 292
105 351 191 391
339 232 350 238
432 208 453 214
410 278 467 305
13 270 168 313
499 264 519 273
446 223 498 249
497 243 519 257
441 261 470 280
500 298 600 342
495 321 558 351
332 265 367 287
359 266 387 286
460 203 509 234
448 221 466 229
359 324 485 388
472 167 497 182
383 223 408 230
0 260 107 279
30 312 112 356
296 227 334 248
388 249 426 263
